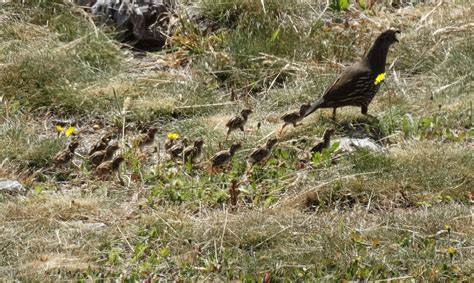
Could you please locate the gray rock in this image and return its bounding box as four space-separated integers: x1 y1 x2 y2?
337 137 385 153
0 180 26 195
74 0 97 7
90 0 176 48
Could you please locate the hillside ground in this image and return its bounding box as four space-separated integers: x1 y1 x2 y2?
0 0 473 281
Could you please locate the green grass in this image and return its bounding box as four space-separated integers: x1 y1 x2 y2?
0 112 66 170
0 1 473 281
0 2 121 115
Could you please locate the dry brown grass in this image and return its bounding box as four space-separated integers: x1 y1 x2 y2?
1 0 473 281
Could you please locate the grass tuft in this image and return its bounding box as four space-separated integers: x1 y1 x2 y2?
0 3 121 115
0 1 473 281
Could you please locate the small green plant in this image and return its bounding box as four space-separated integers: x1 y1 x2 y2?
311 141 339 167
107 248 122 266
350 149 393 173
358 0 368 10
0 3 121 115
330 0 350 11
1 1 473 282
400 114 464 141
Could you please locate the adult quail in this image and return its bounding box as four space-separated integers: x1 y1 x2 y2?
134 127 158 148
168 138 189 159
311 128 335 153
210 143 242 170
96 156 125 177
89 132 113 156
182 139 204 163
247 137 278 166
89 140 119 167
225 109 253 140
53 140 80 166
304 30 400 120
280 103 312 133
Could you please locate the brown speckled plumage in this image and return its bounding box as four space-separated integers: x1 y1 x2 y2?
96 156 125 176
89 133 113 156
225 109 252 140
89 140 119 167
304 30 400 120
311 128 335 153
168 138 189 159
248 138 278 165
53 140 80 166
135 128 158 148
182 139 204 163
210 143 242 169
280 103 311 132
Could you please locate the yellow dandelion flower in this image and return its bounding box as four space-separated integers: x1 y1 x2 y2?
374 73 385 85
444 224 451 232
447 246 456 256
65 126 76 137
167 132 180 140
55 125 64 134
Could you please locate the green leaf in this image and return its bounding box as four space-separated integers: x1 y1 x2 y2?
339 0 350 10
133 243 147 261
264 196 276 207
358 0 367 9
270 28 281 43
321 149 331 161
276 149 289 160
330 141 340 152
419 117 432 130
184 159 193 172
468 128 474 138
34 185 45 195
312 152 322 166
148 227 158 239
159 247 171 258
107 248 122 265
330 0 341 11
402 115 413 138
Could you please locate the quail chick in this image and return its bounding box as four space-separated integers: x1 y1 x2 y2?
164 133 181 151
53 140 80 167
89 132 113 156
210 143 242 171
182 139 204 163
134 127 158 148
89 140 119 167
95 156 125 177
164 139 175 151
225 109 252 140
168 138 189 159
280 103 311 134
164 138 176 151
248 137 278 166
311 128 335 153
